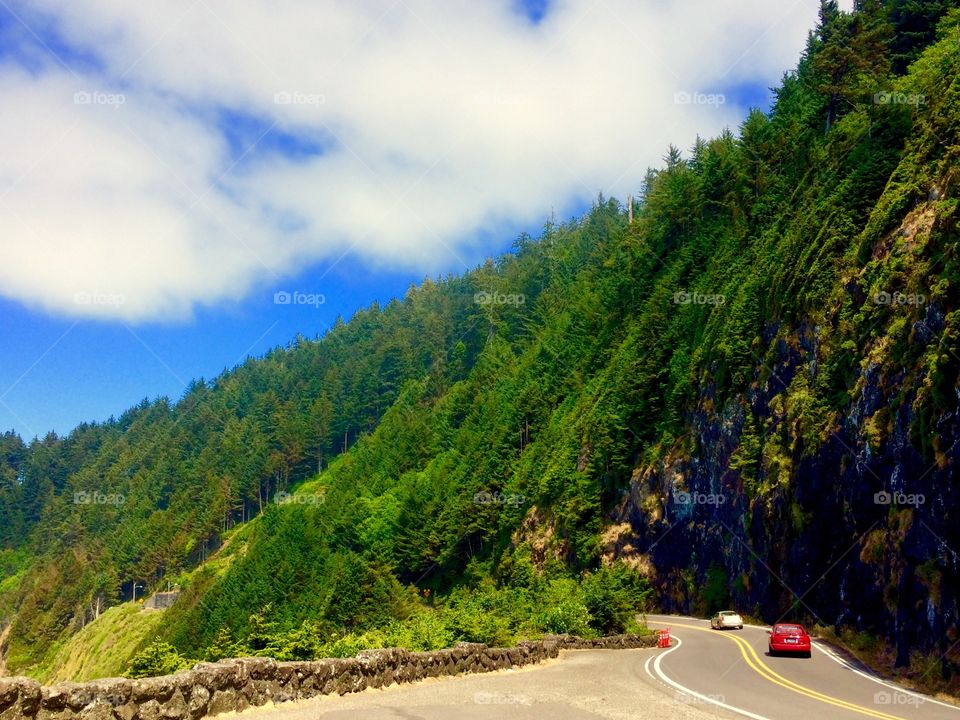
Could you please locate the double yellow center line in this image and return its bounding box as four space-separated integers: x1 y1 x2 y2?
652 622 906 720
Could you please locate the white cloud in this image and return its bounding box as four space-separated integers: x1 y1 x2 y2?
0 0 827 321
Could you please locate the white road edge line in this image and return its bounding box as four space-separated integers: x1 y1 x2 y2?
812 641 960 713
644 635 773 720
651 615 960 714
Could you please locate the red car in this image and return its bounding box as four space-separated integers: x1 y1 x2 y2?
768 623 812 657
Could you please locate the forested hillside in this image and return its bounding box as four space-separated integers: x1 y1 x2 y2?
2 0 959 689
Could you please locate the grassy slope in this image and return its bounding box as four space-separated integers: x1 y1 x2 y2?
38 603 165 683
34 522 254 682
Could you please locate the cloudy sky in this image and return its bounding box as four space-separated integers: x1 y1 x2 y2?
0 0 851 437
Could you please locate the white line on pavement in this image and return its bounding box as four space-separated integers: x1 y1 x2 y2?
644 635 773 720
812 642 960 713
650 616 960 715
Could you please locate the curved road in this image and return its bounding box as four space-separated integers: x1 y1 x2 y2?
239 616 960 719
645 614 960 720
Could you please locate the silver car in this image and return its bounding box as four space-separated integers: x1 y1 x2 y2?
710 610 744 630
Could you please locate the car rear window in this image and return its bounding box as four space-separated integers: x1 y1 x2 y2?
775 625 802 633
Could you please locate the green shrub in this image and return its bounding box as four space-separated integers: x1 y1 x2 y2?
381 611 455 651
126 640 193 679
537 579 593 636
266 621 324 661
582 565 652 634
317 631 386 658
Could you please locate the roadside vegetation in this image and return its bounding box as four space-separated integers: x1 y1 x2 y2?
127 564 652 678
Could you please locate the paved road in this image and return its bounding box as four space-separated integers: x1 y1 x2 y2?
237 616 960 719
644 614 960 720
237 647 717 720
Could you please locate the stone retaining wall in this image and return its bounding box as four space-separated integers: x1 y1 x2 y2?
0 634 656 720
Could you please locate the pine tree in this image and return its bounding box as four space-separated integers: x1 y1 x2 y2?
205 626 237 661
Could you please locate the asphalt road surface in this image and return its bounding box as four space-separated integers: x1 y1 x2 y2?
644 614 960 720
236 616 960 719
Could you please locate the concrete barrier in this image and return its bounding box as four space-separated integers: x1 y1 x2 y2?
0 634 656 720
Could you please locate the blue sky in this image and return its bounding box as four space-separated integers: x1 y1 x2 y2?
0 0 828 440
0 232 527 439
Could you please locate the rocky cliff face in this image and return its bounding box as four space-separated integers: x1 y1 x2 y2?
614 223 960 670
602 11 960 674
